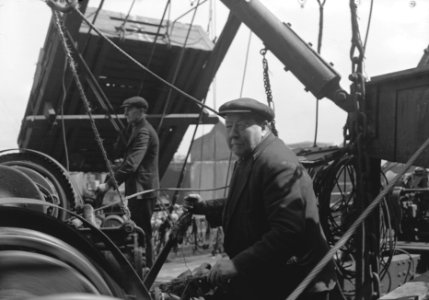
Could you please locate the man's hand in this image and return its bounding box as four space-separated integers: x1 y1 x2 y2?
183 193 204 213
96 183 110 194
207 258 238 286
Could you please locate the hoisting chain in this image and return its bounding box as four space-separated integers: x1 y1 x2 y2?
52 10 130 218
260 48 278 136
348 1 378 299
288 2 428 298
349 0 369 207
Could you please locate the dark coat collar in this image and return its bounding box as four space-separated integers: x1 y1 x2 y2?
252 132 275 159
127 118 147 146
223 133 275 232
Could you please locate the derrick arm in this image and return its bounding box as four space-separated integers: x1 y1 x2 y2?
219 0 354 112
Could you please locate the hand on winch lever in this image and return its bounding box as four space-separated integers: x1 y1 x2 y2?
95 182 111 194
207 256 238 287
183 193 205 214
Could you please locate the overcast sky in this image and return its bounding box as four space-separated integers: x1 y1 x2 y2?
0 0 428 155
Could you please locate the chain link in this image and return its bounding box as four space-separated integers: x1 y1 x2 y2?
53 10 130 218
348 1 379 299
260 48 278 136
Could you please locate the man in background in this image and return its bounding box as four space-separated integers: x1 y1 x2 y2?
98 96 159 268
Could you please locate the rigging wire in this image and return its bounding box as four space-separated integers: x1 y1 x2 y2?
137 0 172 95
221 28 253 198
363 0 374 52
222 28 253 199
312 0 327 147
208 0 218 201
154 0 210 221
52 9 129 217
60 59 70 171
171 105 207 207
240 31 252 97
170 0 208 31
212 78 218 200
208 0 217 41
71 7 220 116
206 0 213 34
95 186 229 212
63 29 127 143
156 0 201 133
81 0 105 55
118 0 137 40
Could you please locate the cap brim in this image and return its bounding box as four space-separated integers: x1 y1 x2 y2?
218 109 253 116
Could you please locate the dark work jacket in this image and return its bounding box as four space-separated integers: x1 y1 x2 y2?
108 118 159 199
202 133 336 300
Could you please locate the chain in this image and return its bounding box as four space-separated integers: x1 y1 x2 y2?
260 48 273 105
52 10 130 218
260 48 278 136
349 1 379 299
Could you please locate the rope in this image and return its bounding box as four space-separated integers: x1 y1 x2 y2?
286 135 429 300
52 10 129 217
71 7 220 116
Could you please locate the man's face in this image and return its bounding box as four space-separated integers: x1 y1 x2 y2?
225 113 265 158
124 106 143 124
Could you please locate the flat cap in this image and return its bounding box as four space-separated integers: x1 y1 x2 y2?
218 97 274 121
121 96 149 110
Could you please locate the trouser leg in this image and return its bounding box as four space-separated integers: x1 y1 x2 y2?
128 197 156 268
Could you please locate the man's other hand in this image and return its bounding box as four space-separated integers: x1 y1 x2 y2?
207 258 238 286
183 193 204 213
96 183 110 193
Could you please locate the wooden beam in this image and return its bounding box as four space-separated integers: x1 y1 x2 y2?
23 114 219 128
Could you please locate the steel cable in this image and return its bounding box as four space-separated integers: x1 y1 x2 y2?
313 0 327 147
137 0 172 95
156 0 202 132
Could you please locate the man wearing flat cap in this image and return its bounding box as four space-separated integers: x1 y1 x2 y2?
98 96 159 268
185 98 336 300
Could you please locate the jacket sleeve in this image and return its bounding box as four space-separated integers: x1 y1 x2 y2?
198 198 225 228
232 162 309 275
108 128 150 186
